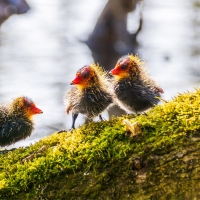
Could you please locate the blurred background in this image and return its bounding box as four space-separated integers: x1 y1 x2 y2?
0 0 200 149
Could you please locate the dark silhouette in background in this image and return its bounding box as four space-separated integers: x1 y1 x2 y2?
0 0 30 26
86 0 143 71
86 0 143 116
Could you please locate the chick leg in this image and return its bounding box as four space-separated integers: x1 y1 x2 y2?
57 113 79 133
71 113 78 129
99 114 103 121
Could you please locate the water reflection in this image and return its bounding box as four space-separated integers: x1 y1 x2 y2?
138 0 200 99
0 0 199 149
190 0 200 77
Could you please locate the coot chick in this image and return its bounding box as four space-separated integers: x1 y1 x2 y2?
65 64 113 129
110 54 164 113
0 96 43 147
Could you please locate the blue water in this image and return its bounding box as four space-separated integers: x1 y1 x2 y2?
0 0 199 149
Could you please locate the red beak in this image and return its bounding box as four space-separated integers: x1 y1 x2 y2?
70 76 82 85
110 68 120 75
32 106 43 114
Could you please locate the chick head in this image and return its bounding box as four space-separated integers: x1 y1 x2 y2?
110 54 142 79
70 65 100 89
12 96 43 119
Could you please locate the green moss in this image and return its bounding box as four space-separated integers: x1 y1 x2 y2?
1 89 200 199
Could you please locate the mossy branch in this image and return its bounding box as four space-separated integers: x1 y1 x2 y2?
1 89 200 199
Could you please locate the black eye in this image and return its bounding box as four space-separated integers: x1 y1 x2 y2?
121 63 128 70
81 70 90 78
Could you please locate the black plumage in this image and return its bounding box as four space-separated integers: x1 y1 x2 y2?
0 96 42 147
110 54 164 113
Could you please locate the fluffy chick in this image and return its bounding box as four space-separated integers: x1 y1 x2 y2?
0 96 42 147
110 54 164 113
65 64 113 129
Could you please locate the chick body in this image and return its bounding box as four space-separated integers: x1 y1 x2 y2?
0 96 42 147
110 54 164 113
65 64 113 129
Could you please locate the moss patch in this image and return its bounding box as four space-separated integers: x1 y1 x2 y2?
1 89 200 199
